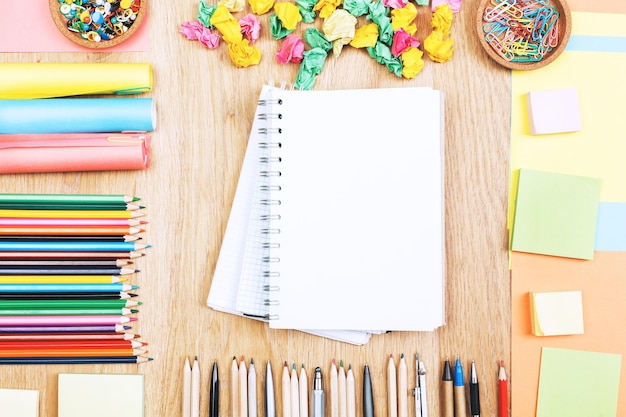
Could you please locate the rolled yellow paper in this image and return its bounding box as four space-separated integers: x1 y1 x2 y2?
0 63 152 99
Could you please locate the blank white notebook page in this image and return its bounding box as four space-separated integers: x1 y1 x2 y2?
0 388 39 417
265 86 445 331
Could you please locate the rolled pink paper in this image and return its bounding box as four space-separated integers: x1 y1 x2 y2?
0 133 150 174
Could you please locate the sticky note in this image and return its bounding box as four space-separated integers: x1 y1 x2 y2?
536 347 621 417
0 388 39 417
58 373 144 417
526 89 582 135
530 291 584 336
511 169 601 260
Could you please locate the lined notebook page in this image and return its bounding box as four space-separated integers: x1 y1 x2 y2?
265 86 446 331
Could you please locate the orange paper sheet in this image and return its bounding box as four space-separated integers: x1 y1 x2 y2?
0 1 148 52
511 251 626 416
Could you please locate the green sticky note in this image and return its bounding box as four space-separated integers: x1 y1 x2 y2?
537 347 621 417
511 169 601 260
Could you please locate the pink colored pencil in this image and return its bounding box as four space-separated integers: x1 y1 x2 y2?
0 218 145 227
0 315 135 326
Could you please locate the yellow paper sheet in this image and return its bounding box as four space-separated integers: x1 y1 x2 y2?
508 12 626 229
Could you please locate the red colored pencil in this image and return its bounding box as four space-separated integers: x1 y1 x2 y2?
0 339 146 349
499 360 509 417
0 332 139 341
0 347 146 357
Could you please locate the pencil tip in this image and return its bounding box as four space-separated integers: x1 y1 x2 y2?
401 353 404 359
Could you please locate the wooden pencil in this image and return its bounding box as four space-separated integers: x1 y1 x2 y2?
0 324 131 333
0 355 152 364
0 267 137 275
0 332 140 341
0 347 147 357
0 250 145 260
0 292 137 300
0 218 144 227
0 339 145 349
0 226 143 236
0 194 139 205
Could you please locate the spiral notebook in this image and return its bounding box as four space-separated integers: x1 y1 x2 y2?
209 84 445 335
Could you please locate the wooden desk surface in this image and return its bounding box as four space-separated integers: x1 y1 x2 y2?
0 0 511 415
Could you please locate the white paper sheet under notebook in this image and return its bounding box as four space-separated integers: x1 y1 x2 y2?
263 86 446 331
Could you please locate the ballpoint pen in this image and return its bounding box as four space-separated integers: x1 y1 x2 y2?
266 360 276 417
387 355 397 417
441 358 453 417
469 361 480 417
454 356 468 417
210 361 219 417
416 355 427 417
363 364 375 417
312 367 325 417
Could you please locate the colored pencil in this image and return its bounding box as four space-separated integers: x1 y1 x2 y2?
0 292 137 300
0 355 152 364
0 203 143 211
0 241 149 251
0 314 135 326
0 348 146 357
0 218 145 227
0 339 145 349
0 226 143 236
0 267 137 275
0 194 139 205
0 250 144 260
0 324 131 333
0 209 144 219
0 259 132 267
0 307 137 316
0 332 140 341
0 283 137 292
0 299 140 309
0 235 141 242
0 276 127 284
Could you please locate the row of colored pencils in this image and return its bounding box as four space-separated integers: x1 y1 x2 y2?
0 193 151 364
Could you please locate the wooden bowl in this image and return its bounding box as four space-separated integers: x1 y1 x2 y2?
49 0 146 49
475 0 572 71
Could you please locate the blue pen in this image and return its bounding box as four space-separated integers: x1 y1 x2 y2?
454 356 468 417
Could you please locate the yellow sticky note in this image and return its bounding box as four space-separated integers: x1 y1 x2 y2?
530 291 584 336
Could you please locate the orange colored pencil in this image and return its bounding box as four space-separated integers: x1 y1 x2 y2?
0 348 147 357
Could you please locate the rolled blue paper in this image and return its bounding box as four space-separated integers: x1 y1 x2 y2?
0 98 156 134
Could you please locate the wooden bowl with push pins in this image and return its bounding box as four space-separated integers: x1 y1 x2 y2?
475 0 572 70
49 0 146 49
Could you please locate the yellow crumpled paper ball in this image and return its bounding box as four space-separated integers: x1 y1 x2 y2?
274 2 303 30
391 3 418 36
210 4 244 45
424 3 454 63
228 39 262 67
401 47 425 78
350 23 378 48
249 0 275 14
323 9 357 56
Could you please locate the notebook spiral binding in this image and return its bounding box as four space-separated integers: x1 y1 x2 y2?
257 84 284 321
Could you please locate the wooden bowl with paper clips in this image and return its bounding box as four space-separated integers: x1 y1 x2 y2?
49 0 146 49
475 0 572 70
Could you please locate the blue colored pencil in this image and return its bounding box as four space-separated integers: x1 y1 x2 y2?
0 355 152 364
0 241 149 252
0 283 137 293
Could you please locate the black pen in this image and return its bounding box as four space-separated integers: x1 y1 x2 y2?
266 360 276 417
469 361 480 417
210 360 219 417
312 366 325 417
363 364 375 417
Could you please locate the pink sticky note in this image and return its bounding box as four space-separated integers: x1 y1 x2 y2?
0 1 149 53
526 89 582 135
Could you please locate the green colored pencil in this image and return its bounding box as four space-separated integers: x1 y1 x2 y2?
0 194 139 205
0 307 139 316
0 299 140 309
